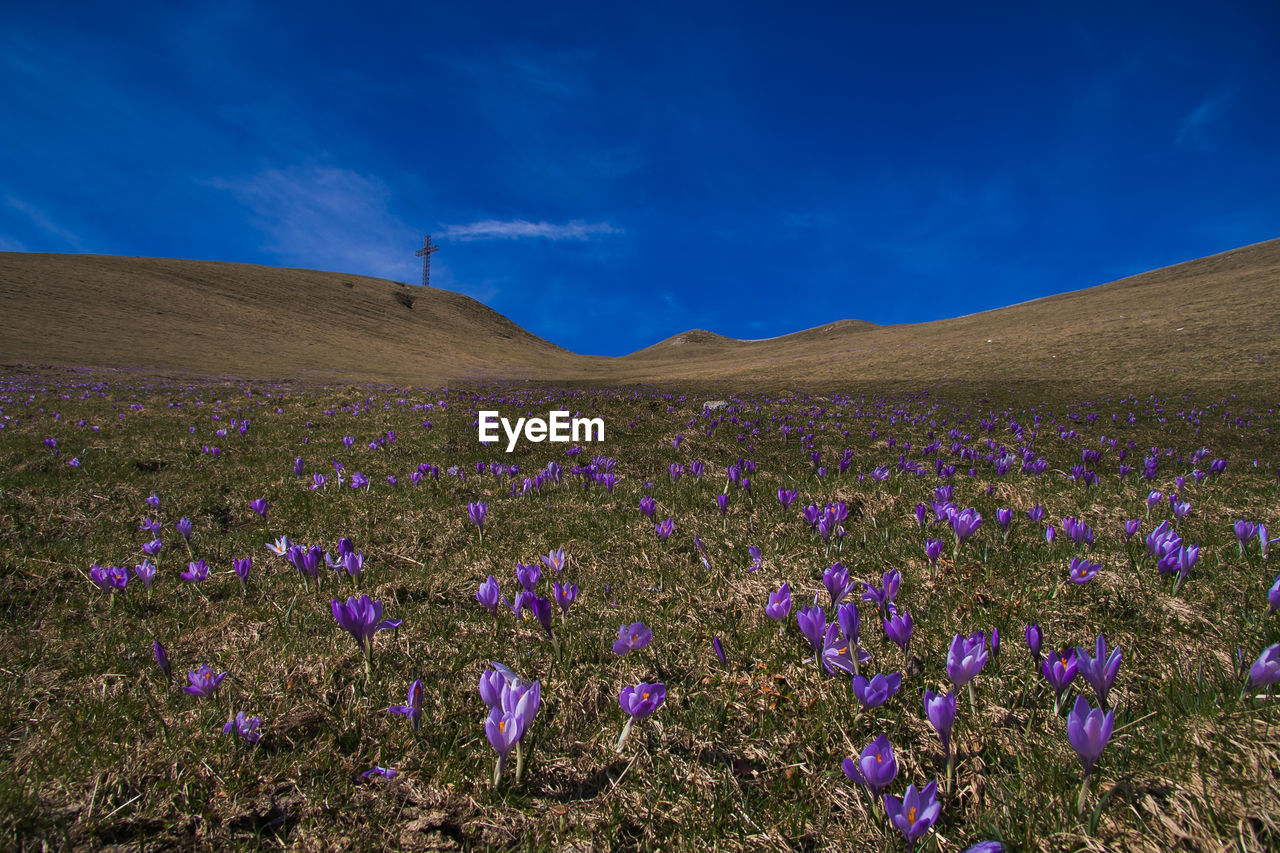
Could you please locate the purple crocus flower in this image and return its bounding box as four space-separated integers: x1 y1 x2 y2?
265 535 291 556
619 681 666 720
142 538 163 557
390 679 424 731
951 507 982 543
1250 644 1280 688
946 633 989 688
542 547 566 573
467 500 487 534
334 551 363 579
516 563 541 593
1234 519 1258 551
181 559 209 583
1268 576 1280 616
1027 504 1045 522
914 503 928 529
1076 635 1122 708
716 493 729 517
175 517 193 541
222 711 262 744
182 664 226 699
485 707 523 764
851 672 901 709
837 601 860 647
712 636 726 665
962 843 1005 853
331 594 402 662
477 575 501 614
654 518 675 541
153 641 171 682
1026 622 1043 665
616 681 667 753
796 603 826 652
146 493 161 509
1067 556 1101 584
360 766 398 779
995 507 1012 531
1066 694 1115 774
638 496 656 519
478 668 508 709
613 621 653 655
923 689 957 754
747 545 762 571
842 734 898 796
1042 648 1078 702
233 557 252 588
924 538 943 568
822 623 862 675
529 595 553 635
249 498 268 518
861 570 900 612
286 545 323 582
89 564 128 593
884 610 914 653
134 559 156 591
553 580 578 615
823 562 852 606
777 488 798 510
765 584 792 621
884 782 941 845
1124 519 1141 541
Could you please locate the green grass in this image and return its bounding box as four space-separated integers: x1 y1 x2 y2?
1 372 1278 851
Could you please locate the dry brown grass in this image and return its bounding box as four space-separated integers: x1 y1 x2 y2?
1 238 1278 392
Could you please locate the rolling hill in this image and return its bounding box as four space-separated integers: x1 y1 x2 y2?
1 239 1277 391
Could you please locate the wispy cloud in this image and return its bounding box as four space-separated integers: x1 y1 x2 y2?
1177 90 1232 149
4 196 83 250
206 165 419 281
439 219 621 242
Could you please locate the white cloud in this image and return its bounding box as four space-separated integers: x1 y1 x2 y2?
440 219 621 242
1177 90 1232 148
206 165 420 282
4 196 82 249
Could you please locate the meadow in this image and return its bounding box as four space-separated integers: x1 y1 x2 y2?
1 370 1277 851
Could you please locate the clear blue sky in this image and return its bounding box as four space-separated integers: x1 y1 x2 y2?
2 1 1277 356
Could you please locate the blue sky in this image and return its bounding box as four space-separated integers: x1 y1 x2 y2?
2 1 1277 356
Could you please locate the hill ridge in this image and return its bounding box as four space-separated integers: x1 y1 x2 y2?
2 238 1277 389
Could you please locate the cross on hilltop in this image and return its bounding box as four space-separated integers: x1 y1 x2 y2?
415 235 439 287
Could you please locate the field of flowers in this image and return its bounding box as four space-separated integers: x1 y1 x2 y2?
1 371 1277 851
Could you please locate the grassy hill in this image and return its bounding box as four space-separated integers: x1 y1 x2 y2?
2 238 1277 391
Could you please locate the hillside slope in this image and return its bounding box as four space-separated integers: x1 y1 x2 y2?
0 254 609 384
1 239 1277 390
615 239 1280 390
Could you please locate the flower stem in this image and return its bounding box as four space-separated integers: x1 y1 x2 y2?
615 716 635 754
1076 771 1092 815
